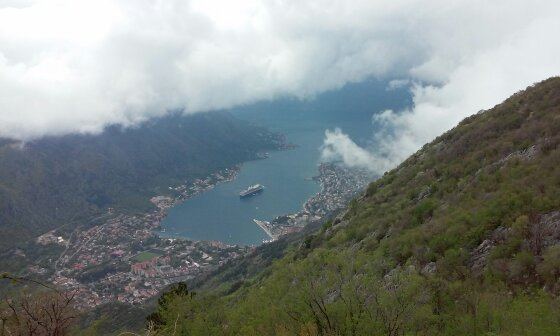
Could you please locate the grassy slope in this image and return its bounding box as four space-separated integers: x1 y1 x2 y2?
149 78 560 335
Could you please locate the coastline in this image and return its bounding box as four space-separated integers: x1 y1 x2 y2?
44 155 279 309
253 162 375 241
35 144 374 309
253 219 277 240
151 165 241 216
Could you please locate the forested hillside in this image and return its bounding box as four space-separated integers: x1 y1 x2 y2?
147 78 560 335
0 112 281 253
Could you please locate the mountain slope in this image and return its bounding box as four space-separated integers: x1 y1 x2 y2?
0 112 281 255
148 78 560 335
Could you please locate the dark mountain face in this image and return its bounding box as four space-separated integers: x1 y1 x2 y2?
147 78 560 335
0 112 281 253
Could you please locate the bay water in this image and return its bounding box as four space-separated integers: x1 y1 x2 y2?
160 80 411 245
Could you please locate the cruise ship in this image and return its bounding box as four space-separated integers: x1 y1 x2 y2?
239 184 264 197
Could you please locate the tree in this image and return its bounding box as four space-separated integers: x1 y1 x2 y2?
0 274 77 336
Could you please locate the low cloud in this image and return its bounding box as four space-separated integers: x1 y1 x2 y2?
320 3 560 174
321 128 380 172
1 1 559 141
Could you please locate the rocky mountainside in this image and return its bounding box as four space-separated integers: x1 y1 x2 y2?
145 78 560 335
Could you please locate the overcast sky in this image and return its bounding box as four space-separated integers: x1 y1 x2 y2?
1 0 559 170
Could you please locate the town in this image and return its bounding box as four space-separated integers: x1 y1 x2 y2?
34 167 251 310
253 162 376 240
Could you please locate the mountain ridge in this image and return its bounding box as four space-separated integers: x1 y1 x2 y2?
144 77 560 335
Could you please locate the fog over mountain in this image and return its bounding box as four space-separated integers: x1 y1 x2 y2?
1 0 559 172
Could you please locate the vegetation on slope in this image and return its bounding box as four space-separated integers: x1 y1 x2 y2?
147 78 560 335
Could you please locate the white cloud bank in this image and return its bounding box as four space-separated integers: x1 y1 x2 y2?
321 128 379 170
0 0 559 149
320 2 560 174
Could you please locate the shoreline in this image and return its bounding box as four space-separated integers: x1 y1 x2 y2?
253 162 376 241
253 219 277 240
44 157 272 309
151 164 241 216
39 149 373 309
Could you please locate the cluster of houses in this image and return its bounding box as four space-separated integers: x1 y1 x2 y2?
131 255 171 277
